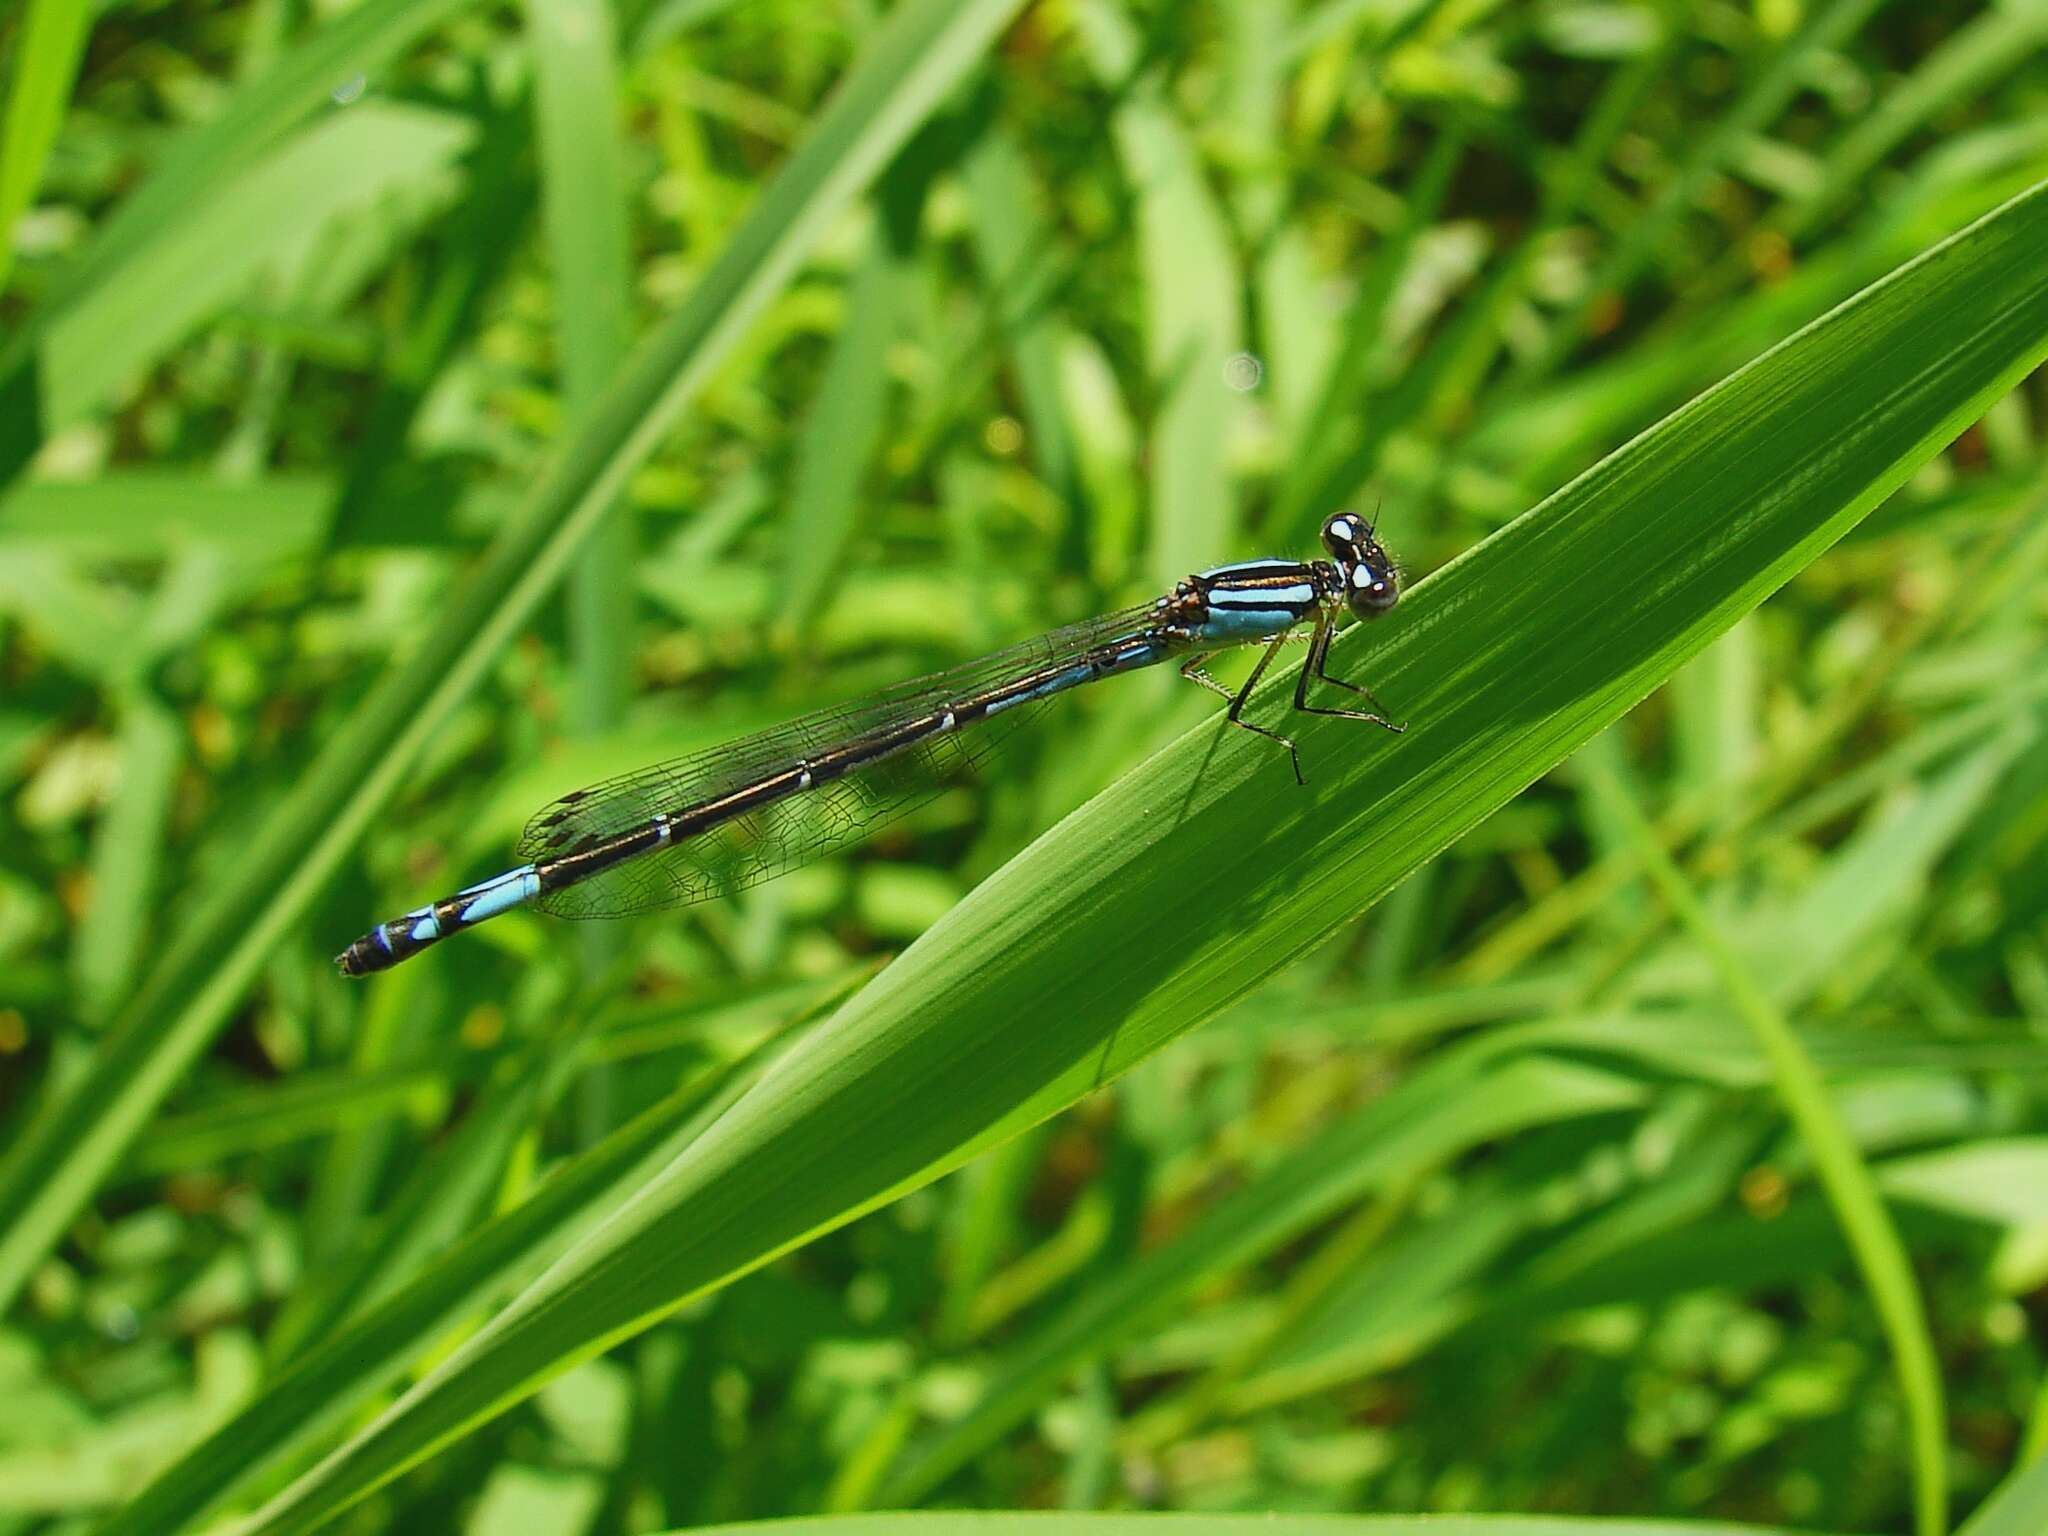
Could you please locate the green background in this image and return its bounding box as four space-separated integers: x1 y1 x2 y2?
2 3 2047 1535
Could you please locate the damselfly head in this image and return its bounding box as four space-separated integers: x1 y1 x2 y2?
1321 511 1399 623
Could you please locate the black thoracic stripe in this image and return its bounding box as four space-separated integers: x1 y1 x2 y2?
1208 561 1312 589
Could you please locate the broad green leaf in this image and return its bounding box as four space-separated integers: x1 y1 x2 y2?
234 177 2048 1535
95 1011 805 1536
0 0 1032 1318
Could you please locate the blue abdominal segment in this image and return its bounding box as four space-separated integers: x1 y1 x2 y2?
340 864 541 976
453 865 542 924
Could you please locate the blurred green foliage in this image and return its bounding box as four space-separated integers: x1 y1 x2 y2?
1 2 2047 1534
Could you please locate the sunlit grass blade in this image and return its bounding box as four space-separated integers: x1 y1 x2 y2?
1078 0 1242 577
0 0 1032 1316
525 0 637 1127
233 179 2048 1536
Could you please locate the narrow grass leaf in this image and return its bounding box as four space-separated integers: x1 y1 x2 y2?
70 692 181 1024
42 101 475 428
679 1515 1799 1536
0 471 333 558
784 219 904 625
1078 0 1242 576
1960 1438 2048 1535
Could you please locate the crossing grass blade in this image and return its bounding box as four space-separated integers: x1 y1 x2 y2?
229 180 2048 1536
0 0 1032 1318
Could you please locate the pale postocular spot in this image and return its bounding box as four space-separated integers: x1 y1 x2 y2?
1222 351 1263 392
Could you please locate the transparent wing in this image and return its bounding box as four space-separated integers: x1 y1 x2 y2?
518 601 1167 919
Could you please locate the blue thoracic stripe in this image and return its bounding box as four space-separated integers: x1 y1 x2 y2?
1192 559 1320 645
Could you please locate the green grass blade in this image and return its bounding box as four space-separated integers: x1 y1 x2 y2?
1786 1 2048 243
1586 755 1950 1536
526 0 635 736
0 0 93 295
235 178 2048 1536
0 0 1031 1318
70 690 181 1024
783 218 905 627
1521 0 1886 380
41 100 476 428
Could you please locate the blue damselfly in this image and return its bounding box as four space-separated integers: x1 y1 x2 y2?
336 512 1404 976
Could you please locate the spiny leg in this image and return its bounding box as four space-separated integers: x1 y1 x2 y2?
1293 615 1406 733
1177 652 1236 705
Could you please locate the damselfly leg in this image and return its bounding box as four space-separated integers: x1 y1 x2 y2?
1181 640 1306 784
1294 613 1407 732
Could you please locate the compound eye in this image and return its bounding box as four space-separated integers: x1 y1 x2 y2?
1349 564 1398 615
1322 513 1364 556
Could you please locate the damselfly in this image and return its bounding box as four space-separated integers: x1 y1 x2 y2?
335 512 1405 976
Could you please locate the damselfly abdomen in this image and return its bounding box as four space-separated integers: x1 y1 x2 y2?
335 512 1405 976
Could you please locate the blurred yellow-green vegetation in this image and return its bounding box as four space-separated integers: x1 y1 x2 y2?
3 2 2048 1534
